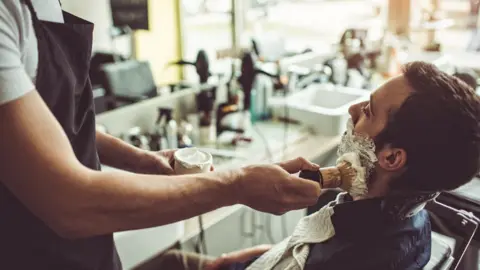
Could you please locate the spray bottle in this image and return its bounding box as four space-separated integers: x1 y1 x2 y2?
155 108 178 149
162 108 178 149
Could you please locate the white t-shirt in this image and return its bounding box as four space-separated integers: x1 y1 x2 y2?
0 0 63 106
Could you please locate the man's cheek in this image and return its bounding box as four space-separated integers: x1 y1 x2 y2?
352 116 371 133
355 127 376 140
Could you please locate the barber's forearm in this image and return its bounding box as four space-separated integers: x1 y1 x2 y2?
96 130 143 171
59 167 239 239
1 91 239 240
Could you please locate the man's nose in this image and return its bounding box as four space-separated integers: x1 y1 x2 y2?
348 103 359 123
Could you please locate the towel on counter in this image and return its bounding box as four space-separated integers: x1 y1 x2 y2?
246 193 349 270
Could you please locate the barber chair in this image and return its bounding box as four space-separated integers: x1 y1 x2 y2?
424 199 479 270
100 60 158 110
453 68 479 90
89 52 127 86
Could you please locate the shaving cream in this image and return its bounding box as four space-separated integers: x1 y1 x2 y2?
336 118 378 197
174 148 212 174
336 152 368 197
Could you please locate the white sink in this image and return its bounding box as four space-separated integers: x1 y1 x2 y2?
270 84 370 136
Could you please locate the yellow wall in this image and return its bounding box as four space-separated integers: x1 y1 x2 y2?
134 0 182 85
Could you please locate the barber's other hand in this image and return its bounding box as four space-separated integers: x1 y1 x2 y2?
204 244 273 270
134 149 176 175
134 149 215 175
236 157 321 215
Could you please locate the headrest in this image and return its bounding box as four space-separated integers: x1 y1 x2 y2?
101 60 156 98
381 191 440 220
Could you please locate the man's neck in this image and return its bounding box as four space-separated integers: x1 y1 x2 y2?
361 173 391 200
353 184 389 201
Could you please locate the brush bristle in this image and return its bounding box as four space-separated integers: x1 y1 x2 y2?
337 161 357 191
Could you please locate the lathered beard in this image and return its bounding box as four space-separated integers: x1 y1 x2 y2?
337 119 378 197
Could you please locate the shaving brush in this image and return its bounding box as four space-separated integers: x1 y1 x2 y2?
299 161 357 190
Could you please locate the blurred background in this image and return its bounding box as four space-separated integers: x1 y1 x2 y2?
58 0 480 269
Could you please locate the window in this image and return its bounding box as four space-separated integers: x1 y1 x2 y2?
181 0 233 81
239 0 383 59
410 0 474 51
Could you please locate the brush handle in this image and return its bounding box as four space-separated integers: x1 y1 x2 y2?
299 170 324 188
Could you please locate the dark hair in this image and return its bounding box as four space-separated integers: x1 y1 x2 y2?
453 68 478 90
375 62 480 192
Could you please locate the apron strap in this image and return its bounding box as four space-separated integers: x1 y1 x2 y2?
22 0 40 23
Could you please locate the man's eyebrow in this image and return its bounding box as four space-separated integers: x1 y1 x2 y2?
369 94 374 116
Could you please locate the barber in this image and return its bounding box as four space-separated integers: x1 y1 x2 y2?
0 1 321 269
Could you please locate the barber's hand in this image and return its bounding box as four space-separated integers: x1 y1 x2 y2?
204 245 273 270
135 149 215 175
236 157 321 215
134 149 176 175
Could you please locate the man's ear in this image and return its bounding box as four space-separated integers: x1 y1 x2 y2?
377 145 407 172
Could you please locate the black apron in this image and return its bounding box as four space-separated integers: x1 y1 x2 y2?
0 1 121 269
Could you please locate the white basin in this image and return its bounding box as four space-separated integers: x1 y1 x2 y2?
270 84 370 136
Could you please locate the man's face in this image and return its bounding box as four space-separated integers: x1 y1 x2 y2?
340 75 412 195
349 76 411 139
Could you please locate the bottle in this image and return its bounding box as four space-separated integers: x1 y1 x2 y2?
187 113 200 146
331 53 348 86
178 121 194 148
161 108 178 149
154 108 168 150
125 127 150 150
253 76 271 120
249 87 257 124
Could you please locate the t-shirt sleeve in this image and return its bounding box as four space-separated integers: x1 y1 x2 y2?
0 1 35 106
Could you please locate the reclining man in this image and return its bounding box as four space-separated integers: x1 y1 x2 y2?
158 61 480 270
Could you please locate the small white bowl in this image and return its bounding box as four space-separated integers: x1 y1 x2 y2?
174 148 213 175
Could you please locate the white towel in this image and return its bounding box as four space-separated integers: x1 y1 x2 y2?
247 193 349 270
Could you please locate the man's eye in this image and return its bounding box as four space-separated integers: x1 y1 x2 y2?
362 105 370 117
